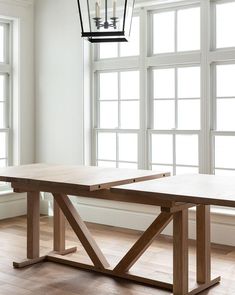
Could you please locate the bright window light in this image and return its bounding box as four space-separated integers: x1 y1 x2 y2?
176 135 198 166
153 11 175 54
216 2 235 49
99 72 118 100
178 67 200 98
98 133 116 161
215 136 235 169
119 133 138 162
177 7 200 51
152 134 173 164
154 68 175 99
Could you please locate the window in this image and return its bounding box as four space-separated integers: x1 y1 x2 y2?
213 63 235 176
0 21 12 188
151 65 200 174
153 6 200 54
91 0 235 178
152 66 200 130
96 69 140 168
98 16 140 59
216 1 235 49
212 0 235 176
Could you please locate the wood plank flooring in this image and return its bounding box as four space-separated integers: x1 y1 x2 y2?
0 215 234 295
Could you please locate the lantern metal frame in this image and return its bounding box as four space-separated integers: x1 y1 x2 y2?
77 0 135 43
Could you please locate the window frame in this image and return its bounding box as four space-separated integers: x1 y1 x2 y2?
94 68 141 168
90 0 235 181
149 63 201 175
150 3 201 56
0 19 13 191
211 0 235 50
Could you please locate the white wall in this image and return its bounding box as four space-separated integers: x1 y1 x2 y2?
35 0 85 165
0 0 34 219
0 0 35 164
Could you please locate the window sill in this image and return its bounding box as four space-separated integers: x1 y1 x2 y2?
188 205 235 227
0 189 26 204
189 205 235 216
211 206 235 217
0 189 14 196
73 196 235 228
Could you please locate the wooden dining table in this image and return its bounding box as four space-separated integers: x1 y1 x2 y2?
0 165 231 295
111 173 235 295
0 164 172 289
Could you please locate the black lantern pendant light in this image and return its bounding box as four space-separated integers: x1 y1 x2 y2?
77 0 135 43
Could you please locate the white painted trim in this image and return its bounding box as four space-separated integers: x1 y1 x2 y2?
41 198 50 216
0 191 26 220
72 199 235 247
0 191 234 247
209 49 235 63
93 57 139 71
83 40 92 166
42 194 235 247
146 52 201 67
0 0 34 7
135 0 200 10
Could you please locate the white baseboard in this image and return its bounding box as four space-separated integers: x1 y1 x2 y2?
41 198 51 215
0 191 27 220
72 201 235 247
41 194 235 247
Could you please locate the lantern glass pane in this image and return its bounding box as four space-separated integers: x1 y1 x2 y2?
120 16 140 56
82 0 125 32
78 0 90 32
124 0 135 37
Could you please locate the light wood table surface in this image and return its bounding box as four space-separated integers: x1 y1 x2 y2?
111 173 235 295
0 164 173 292
112 174 235 207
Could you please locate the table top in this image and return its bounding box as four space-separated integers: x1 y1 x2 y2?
0 164 169 191
111 174 235 207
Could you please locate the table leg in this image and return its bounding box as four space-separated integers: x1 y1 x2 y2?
54 199 65 252
53 193 109 269
173 209 188 295
196 205 211 284
53 199 77 255
27 191 40 259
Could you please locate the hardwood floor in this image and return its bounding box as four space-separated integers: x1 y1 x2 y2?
0 215 234 295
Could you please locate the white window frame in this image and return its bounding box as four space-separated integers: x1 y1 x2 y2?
90 0 235 179
149 64 201 175
0 19 13 191
94 68 141 168
210 0 235 176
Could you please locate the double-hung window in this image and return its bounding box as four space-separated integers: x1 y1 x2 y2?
93 16 140 169
149 4 201 175
91 0 235 178
212 0 235 176
150 65 200 175
0 20 12 188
